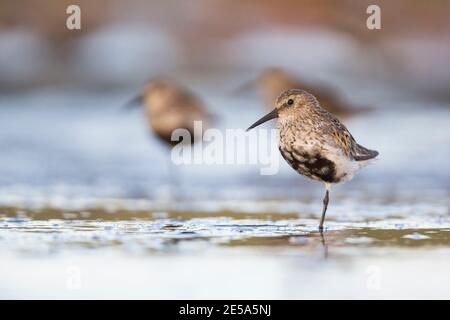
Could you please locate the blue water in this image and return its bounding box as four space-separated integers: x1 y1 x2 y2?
0 79 449 299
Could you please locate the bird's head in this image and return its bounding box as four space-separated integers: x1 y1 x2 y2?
258 67 292 87
143 79 179 111
257 67 296 102
123 77 178 113
246 89 318 131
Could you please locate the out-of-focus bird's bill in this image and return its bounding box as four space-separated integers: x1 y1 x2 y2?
230 78 257 96
122 94 143 110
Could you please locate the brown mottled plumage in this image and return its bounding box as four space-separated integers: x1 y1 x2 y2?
131 79 211 146
256 67 364 118
247 89 378 230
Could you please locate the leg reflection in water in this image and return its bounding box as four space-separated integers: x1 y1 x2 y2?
319 229 328 259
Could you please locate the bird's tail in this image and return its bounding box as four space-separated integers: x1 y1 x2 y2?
354 144 379 161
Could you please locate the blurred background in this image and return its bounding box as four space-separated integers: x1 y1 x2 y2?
0 0 449 299
1 0 449 204
1 0 450 91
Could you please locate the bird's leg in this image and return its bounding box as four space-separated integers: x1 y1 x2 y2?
319 228 328 259
319 184 330 231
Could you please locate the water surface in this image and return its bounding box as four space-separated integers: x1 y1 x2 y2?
0 85 449 299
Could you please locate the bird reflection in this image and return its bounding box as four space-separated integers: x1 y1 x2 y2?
319 229 329 259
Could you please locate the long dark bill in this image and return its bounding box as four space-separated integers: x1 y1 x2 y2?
246 108 278 131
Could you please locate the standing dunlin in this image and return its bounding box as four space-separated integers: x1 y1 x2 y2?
247 89 378 230
253 67 364 118
126 78 211 146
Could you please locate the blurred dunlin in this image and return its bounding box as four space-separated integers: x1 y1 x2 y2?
126 78 211 146
247 89 378 230
250 67 365 118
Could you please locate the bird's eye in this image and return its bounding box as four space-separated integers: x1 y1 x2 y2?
287 99 294 105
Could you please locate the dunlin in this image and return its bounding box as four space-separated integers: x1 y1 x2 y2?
253 67 364 118
126 79 211 146
247 89 378 230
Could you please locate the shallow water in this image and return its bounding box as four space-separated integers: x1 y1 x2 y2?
0 83 449 298
1 202 449 299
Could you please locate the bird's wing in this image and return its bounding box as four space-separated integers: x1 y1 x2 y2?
174 91 212 130
318 108 378 161
177 91 205 114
